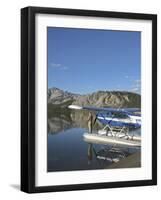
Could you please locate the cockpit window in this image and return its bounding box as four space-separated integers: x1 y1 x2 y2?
107 112 128 119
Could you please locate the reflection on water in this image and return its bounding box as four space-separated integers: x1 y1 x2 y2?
47 110 141 172
48 110 102 134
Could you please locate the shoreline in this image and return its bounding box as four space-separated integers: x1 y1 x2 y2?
106 151 141 169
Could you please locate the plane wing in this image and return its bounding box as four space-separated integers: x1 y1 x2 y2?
68 105 140 113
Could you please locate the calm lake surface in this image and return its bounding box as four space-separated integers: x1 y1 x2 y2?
47 110 141 172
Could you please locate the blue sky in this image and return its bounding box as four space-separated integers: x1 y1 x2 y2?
48 27 141 94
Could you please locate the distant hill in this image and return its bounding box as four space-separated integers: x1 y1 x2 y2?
48 87 80 106
48 87 141 108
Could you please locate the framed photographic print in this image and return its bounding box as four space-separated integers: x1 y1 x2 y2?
21 6 157 193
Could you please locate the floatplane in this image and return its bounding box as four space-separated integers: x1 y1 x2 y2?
68 105 141 147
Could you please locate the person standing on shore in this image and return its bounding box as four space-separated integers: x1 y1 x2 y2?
87 112 93 133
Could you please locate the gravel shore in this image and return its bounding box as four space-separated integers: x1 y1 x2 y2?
107 151 141 169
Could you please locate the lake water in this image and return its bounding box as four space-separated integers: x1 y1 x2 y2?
47 110 141 172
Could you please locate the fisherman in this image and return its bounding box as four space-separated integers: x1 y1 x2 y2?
87 112 93 133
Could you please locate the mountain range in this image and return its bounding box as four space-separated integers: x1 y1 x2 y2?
48 87 141 108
